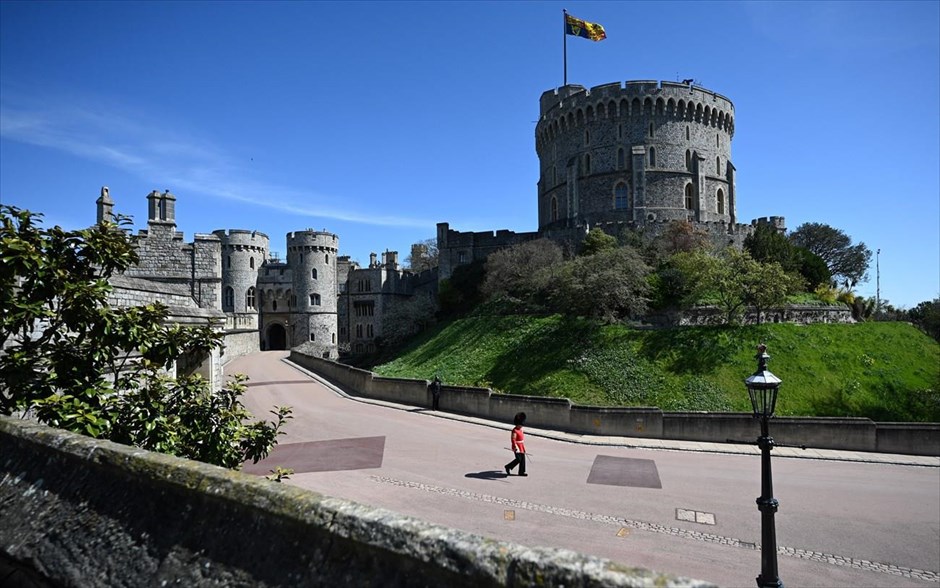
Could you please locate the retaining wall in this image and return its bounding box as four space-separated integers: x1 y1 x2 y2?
290 352 940 457
0 416 711 588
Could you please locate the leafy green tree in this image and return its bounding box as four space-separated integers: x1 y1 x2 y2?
0 206 289 469
793 246 831 290
550 246 650 322
744 222 796 270
438 259 486 316
671 248 799 325
580 227 618 256
909 298 940 341
789 222 872 288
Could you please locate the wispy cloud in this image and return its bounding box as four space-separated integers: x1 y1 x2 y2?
0 94 431 228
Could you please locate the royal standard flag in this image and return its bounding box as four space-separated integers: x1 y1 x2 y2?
565 14 606 42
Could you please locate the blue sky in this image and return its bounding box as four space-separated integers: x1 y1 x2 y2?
1 1 937 308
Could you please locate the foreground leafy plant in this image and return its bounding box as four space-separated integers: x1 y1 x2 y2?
1 205 290 469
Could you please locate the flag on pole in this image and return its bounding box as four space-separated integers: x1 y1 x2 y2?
565 13 607 42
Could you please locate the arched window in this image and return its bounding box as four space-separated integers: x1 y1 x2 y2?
550 197 558 222
617 148 625 169
246 287 256 310
325 254 330 264
223 286 234 310
649 147 656 167
249 257 255 269
686 150 691 171
310 293 321 306
311 268 318 280
614 182 629 210
717 189 725 214
685 184 694 210
584 153 591 174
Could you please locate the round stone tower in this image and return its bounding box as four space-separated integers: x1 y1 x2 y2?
535 81 737 231
286 229 339 358
214 229 269 315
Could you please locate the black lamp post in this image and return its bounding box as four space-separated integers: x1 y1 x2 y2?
745 343 784 588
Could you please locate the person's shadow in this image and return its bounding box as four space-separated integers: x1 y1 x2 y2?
465 470 508 480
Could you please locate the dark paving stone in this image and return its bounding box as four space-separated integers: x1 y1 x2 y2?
586 455 662 489
243 436 385 475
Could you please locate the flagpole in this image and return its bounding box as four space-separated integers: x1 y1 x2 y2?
563 9 568 86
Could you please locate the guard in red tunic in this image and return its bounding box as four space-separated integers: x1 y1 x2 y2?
504 412 527 477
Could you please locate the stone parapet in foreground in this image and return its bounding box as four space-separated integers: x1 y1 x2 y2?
0 416 713 588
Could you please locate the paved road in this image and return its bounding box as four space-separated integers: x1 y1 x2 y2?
230 352 940 587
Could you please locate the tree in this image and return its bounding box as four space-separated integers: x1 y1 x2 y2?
670 248 800 325
909 298 940 342
580 228 617 256
481 239 564 307
0 206 289 469
789 222 872 288
654 220 711 257
744 222 797 270
406 238 438 272
549 246 650 322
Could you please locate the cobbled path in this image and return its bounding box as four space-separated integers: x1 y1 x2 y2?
372 475 939 583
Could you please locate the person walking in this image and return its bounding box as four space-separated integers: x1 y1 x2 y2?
429 376 442 411
504 412 527 477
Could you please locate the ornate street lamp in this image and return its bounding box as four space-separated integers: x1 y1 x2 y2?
745 343 784 588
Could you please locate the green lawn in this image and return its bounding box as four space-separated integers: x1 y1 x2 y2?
372 316 940 422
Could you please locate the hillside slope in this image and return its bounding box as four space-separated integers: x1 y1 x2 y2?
373 317 940 422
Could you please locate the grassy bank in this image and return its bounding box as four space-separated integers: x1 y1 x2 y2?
372 316 940 422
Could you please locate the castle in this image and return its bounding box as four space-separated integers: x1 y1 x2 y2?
99 80 786 380
438 81 784 279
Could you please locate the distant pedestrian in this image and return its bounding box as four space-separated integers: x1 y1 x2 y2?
504 412 527 477
429 376 442 411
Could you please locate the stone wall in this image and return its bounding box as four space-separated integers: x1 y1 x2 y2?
0 417 712 588
290 351 940 457
222 330 261 365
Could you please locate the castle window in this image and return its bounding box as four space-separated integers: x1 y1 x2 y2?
686 126 690 140
246 287 256 310
717 189 725 214
226 256 231 269
249 257 255 269
550 197 558 222
310 293 321 306
354 302 374 316
356 324 363 338
617 148 625 169
299 253 303 263
584 153 591 174
458 251 467 263
685 184 694 210
614 182 629 210
311 268 318 280
648 123 654 138
310 332 316 342
716 133 720 147
584 130 590 146
618 124 622 139
648 147 656 167
686 150 691 171
273 300 278 311
332 333 336 344
367 324 374 338
325 254 330 264
716 156 721 174
223 287 234 311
